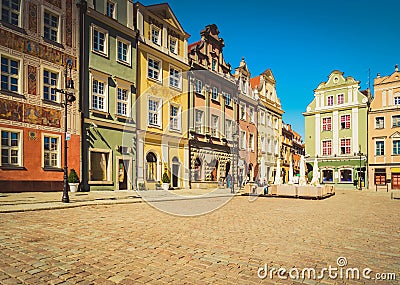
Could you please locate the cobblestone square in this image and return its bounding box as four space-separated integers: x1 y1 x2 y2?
0 190 399 284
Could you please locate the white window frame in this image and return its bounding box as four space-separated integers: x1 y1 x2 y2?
42 133 61 168
91 24 109 56
393 115 400 128
337 93 344 104
375 140 385 156
1 0 22 27
0 128 23 167
169 65 182 90
169 36 178 54
148 97 162 128
147 55 162 82
225 119 232 140
211 115 219 137
151 25 161 46
240 130 246 150
225 93 232 106
340 138 351 155
322 140 332 156
267 138 272 153
260 111 265 125
249 107 255 123
260 136 265 152
393 140 400 155
88 148 112 184
327 95 333 106
274 118 278 129
42 66 61 102
211 87 218 101
169 104 181 132
116 86 130 117
375 117 384 129
339 168 353 183
42 7 61 43
89 71 109 112
240 104 246 120
322 117 332 131
195 79 203 94
0 53 22 94
105 0 116 19
116 37 131 66
195 110 204 134
394 95 400 106
249 133 254 151
340 114 351 129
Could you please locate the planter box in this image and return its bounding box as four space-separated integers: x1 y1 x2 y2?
297 185 323 198
276 184 297 197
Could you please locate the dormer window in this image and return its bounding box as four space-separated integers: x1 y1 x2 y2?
151 26 161 45
211 59 217 71
106 1 116 19
327 96 333 106
337 94 344 104
241 77 247 94
169 37 177 54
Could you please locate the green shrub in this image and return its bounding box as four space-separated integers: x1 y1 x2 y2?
162 172 170 183
68 169 79 183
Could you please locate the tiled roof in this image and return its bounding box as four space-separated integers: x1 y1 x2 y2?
250 76 260 89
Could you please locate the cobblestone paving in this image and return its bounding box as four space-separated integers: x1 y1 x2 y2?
0 190 399 284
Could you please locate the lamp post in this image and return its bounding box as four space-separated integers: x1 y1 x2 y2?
53 59 76 203
357 149 363 190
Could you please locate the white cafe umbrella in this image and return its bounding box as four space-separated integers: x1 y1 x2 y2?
310 157 320 186
274 158 281 185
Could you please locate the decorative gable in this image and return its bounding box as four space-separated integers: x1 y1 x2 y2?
390 131 400 139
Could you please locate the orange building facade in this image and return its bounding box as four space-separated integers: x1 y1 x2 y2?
0 0 80 192
368 65 400 190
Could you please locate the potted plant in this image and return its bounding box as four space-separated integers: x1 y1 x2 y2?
68 169 80 192
162 172 170 190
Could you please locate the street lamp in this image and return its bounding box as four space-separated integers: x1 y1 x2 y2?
357 149 364 191
53 59 76 203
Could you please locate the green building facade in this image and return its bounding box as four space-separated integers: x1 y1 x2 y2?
79 0 137 190
303 70 368 189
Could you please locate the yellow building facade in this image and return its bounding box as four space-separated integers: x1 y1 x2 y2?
135 3 190 189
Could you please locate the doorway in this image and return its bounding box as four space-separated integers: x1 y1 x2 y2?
118 159 128 190
172 157 180 188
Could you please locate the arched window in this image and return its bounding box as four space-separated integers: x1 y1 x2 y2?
146 152 157 181
322 169 333 182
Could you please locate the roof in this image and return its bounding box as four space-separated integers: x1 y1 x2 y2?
250 76 260 89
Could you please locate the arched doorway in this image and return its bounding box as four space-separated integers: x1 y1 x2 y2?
248 163 253 182
225 161 231 178
146 152 157 181
172 157 180 188
194 157 202 181
211 159 219 181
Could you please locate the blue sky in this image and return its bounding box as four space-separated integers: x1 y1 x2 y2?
141 0 400 137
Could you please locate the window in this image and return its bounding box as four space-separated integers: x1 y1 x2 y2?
91 79 106 111
43 69 58 102
1 56 19 92
339 169 352 183
322 140 332 156
322 117 332 131
43 10 59 42
106 1 115 18
2 0 20 26
274 118 278 129
322 169 333 182
93 27 107 55
393 140 400 155
249 133 254 151
90 150 110 182
340 138 351 155
148 98 161 127
195 110 204 134
268 115 272 127
241 77 247 94
260 111 265 125
393 115 400 128
267 138 271 153
117 39 130 64
375 169 386 185
376 141 384 156
261 136 265 152
274 139 278 154
249 107 254 123
240 131 246 150
116 88 129 116
195 80 202 94
225 119 232 140
375 117 384 129
146 152 157 181
212 87 218 100
240 104 246 120
337 94 344 104
169 67 181 89
340 114 350 129
211 59 217 71
43 135 59 168
169 105 180 131
211 115 219 137
148 57 161 81
394 96 400 105
225 93 231 106
151 26 160 45
327 96 333 106
169 37 177 54
1 130 21 166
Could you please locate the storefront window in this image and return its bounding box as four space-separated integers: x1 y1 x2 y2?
322 169 333 182
340 169 352 182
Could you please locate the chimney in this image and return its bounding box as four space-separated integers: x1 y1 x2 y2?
377 73 380 78
395 64 399 72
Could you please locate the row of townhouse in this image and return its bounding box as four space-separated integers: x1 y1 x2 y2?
303 67 400 190
0 0 304 192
